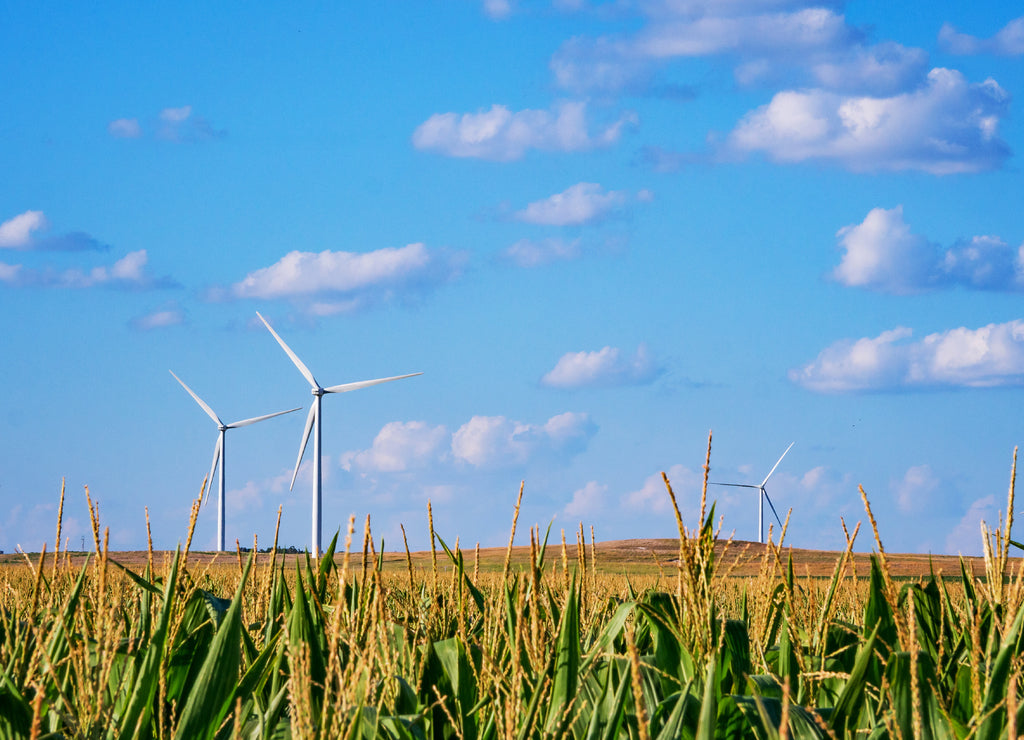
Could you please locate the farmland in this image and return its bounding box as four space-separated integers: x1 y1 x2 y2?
2 459 1023 739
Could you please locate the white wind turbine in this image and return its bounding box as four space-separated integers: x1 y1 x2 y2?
256 311 422 557
170 370 300 552
711 442 794 544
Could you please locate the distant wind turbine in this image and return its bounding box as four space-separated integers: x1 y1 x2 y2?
256 311 422 557
711 442 794 544
170 370 300 552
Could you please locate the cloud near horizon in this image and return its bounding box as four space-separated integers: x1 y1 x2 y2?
542 344 663 389
227 243 464 313
790 319 1024 392
412 101 635 161
728 68 1010 174
342 412 598 472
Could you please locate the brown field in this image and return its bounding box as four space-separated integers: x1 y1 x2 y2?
0 537 999 579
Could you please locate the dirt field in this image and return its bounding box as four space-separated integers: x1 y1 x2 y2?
1 538 998 579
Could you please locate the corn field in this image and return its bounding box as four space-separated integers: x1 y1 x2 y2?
2 443 1024 739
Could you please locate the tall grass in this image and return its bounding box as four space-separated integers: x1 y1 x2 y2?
1 438 1023 739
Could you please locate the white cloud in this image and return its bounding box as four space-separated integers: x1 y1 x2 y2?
0 250 171 290
131 304 185 330
939 16 1024 56
728 68 1010 174
563 481 607 519
160 105 193 123
515 183 630 226
229 244 463 311
833 206 1024 293
108 118 142 139
451 412 597 468
623 464 702 517
791 319 1024 392
503 237 582 268
412 101 635 161
341 421 449 473
0 210 47 248
482 0 513 19
945 495 998 555
550 3 929 97
542 344 662 388
892 464 940 513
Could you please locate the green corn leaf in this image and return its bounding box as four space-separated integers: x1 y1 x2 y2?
172 550 255 740
544 578 580 736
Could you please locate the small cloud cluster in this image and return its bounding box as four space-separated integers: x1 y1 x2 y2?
514 183 632 226
503 237 582 268
131 303 186 331
541 344 663 389
412 101 635 161
108 106 226 142
833 206 1024 294
227 243 464 314
0 210 107 252
550 2 927 97
563 481 607 519
939 16 1024 57
342 412 597 473
623 464 702 516
728 68 1010 174
790 319 1024 392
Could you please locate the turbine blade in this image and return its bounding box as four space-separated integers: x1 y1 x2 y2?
323 372 423 394
256 311 320 389
170 370 223 427
290 404 317 491
763 488 784 528
709 482 761 489
760 442 795 487
227 407 302 429
205 435 222 506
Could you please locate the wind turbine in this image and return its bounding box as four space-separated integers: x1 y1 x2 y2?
256 311 422 557
170 370 300 552
711 442 794 544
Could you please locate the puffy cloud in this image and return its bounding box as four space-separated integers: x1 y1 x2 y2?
502 237 582 267
0 210 47 247
0 250 173 290
833 206 1024 293
728 68 1010 174
892 464 940 513
939 16 1024 56
451 412 597 468
412 101 635 161
515 183 631 226
542 344 663 388
563 481 607 519
130 304 185 330
341 421 449 473
945 495 998 555
228 244 463 312
623 464 702 516
791 320 1024 392
551 2 928 97
107 118 142 139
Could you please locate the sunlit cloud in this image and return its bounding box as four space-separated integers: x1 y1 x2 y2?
939 16 1024 56
412 101 635 161
832 206 1024 293
341 421 449 473
130 304 185 330
502 237 582 268
541 344 663 388
728 68 1010 174
791 319 1024 392
514 183 632 226
0 250 174 290
226 243 464 313
451 412 597 468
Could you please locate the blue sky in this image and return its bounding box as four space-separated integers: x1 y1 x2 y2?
3 1 1024 557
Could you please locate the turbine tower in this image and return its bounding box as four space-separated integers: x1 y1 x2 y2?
256 311 422 557
170 370 300 552
711 442 794 544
